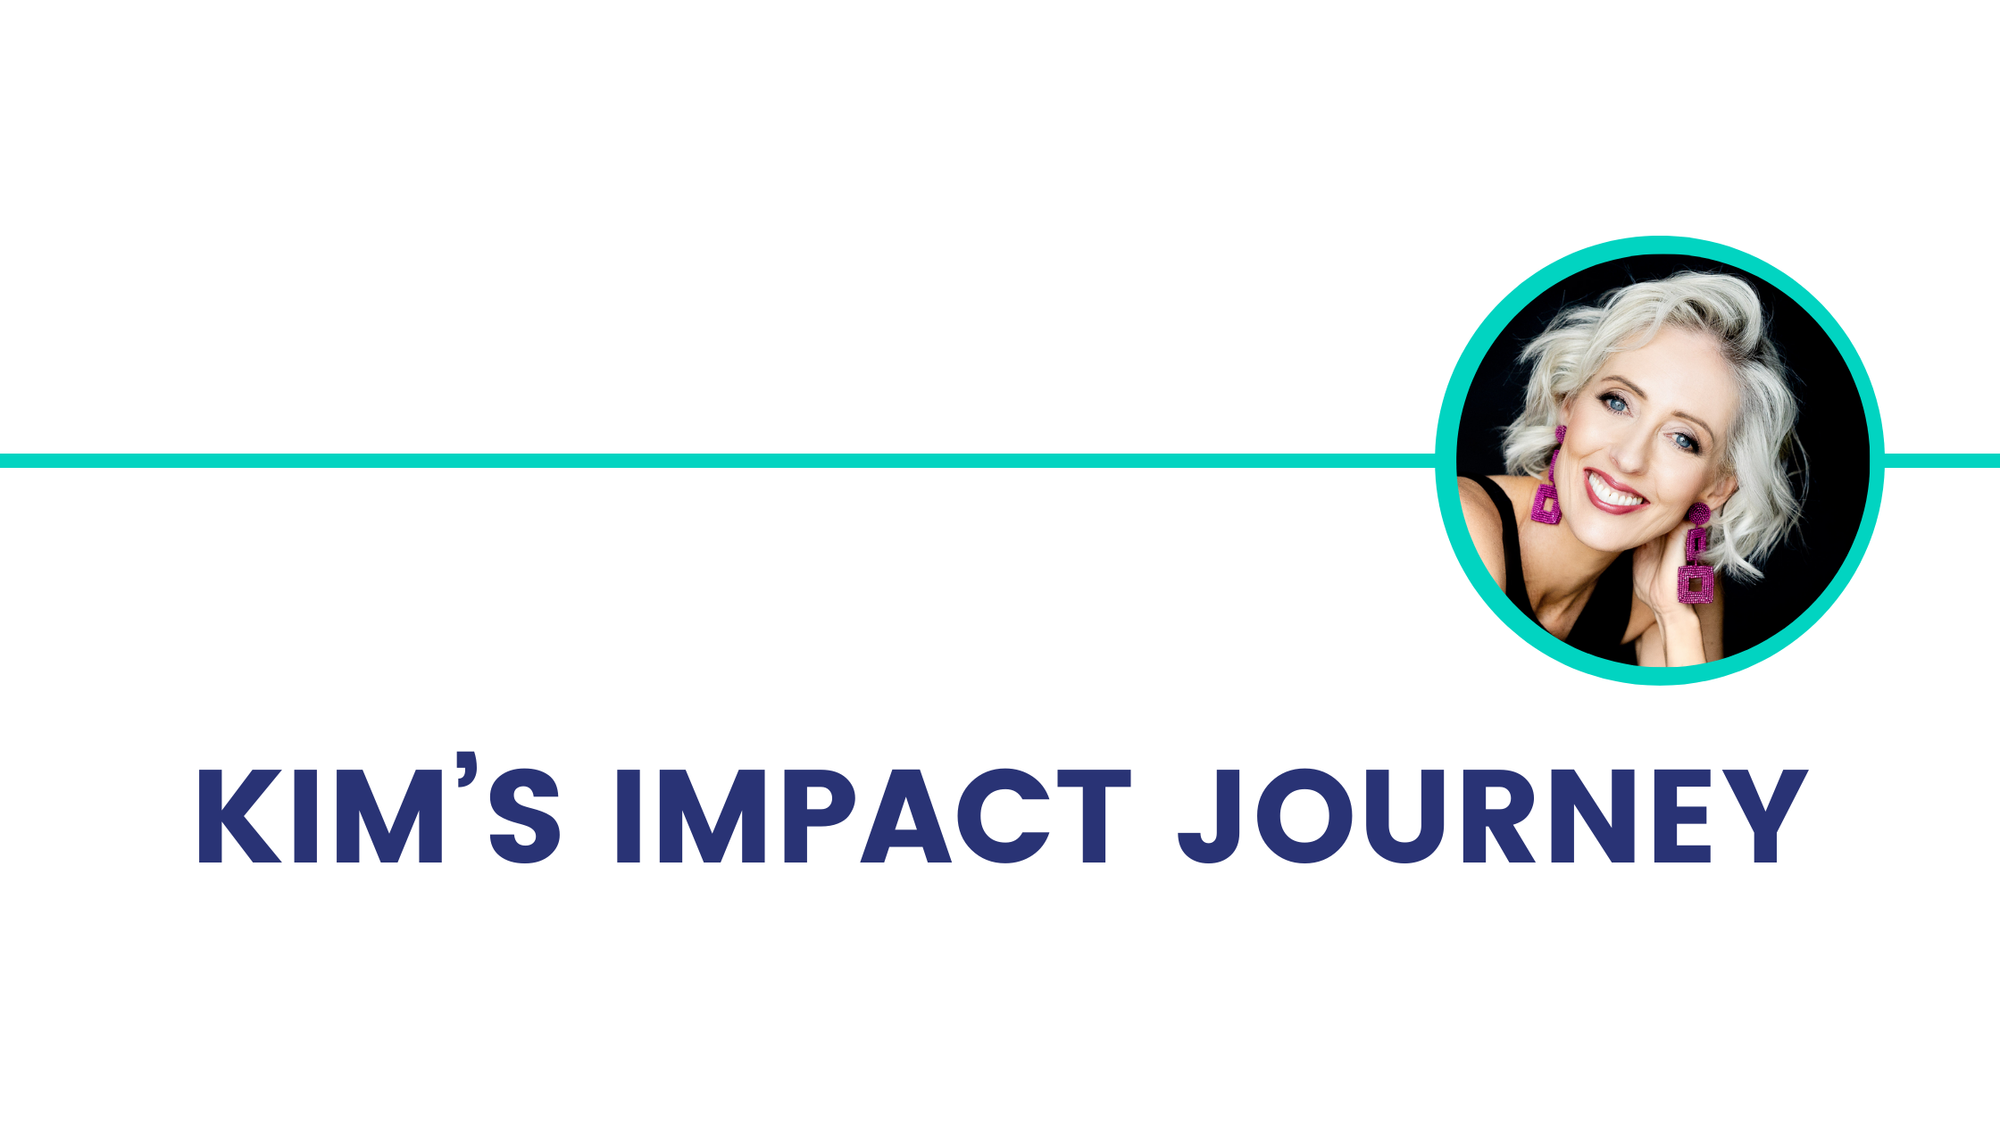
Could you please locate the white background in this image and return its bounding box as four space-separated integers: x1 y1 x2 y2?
1 4 1992 1122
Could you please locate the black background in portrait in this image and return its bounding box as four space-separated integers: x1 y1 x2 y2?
1455 255 1869 658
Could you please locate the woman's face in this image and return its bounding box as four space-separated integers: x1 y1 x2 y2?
1555 325 1740 554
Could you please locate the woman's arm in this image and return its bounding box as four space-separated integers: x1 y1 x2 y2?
1632 526 1726 666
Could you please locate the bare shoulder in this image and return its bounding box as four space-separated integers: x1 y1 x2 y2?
1457 475 1536 587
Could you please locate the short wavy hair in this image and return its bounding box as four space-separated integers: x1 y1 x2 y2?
1500 272 1804 580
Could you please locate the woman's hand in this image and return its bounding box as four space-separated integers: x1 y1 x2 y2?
1632 519 1694 619
1633 519 1710 666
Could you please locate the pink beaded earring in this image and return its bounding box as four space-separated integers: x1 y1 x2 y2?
1530 425 1565 526
1677 502 1714 604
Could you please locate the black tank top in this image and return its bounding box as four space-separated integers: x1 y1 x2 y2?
1463 475 1637 664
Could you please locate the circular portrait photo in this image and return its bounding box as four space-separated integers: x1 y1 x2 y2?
1446 242 1877 680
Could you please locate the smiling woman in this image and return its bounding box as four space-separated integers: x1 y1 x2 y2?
1456 272 1806 667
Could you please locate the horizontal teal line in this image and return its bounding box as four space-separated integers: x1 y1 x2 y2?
0 452 1443 469
1879 453 2000 468
0 452 1991 469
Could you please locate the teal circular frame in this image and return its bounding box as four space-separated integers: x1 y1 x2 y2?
1434 236 1885 684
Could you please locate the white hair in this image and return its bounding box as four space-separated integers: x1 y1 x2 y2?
1500 272 1804 581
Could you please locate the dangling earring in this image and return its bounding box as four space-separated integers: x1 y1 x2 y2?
1677 502 1715 604
1531 425 1565 525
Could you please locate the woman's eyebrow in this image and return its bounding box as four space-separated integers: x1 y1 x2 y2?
1600 374 1647 400
1673 411 1716 441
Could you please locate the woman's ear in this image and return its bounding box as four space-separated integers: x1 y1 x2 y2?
1704 474 1740 510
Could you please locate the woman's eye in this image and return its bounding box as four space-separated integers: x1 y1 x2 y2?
1673 433 1701 454
1600 393 1628 414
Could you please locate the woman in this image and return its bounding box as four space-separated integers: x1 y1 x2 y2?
1458 272 1804 666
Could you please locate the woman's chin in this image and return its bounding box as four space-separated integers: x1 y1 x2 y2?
1566 508 1651 554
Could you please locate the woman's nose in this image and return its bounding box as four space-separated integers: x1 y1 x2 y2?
1608 443 1646 475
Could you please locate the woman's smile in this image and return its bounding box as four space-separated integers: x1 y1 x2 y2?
1583 467 1649 514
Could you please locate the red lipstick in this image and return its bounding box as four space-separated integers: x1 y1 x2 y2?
1583 468 1650 515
